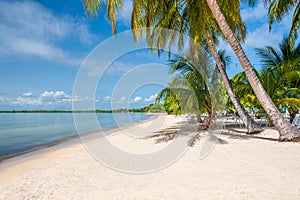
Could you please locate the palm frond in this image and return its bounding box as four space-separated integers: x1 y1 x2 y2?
83 0 103 16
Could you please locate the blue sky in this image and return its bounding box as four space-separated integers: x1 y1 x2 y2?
0 0 294 110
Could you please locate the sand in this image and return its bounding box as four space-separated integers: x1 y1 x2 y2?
0 114 300 199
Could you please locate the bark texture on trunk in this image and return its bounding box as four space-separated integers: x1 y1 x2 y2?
196 114 203 123
201 97 213 130
206 0 300 141
206 36 260 134
202 114 212 130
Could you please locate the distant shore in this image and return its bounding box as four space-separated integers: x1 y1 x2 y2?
0 103 163 113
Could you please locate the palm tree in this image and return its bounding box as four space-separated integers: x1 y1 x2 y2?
83 0 261 133
82 0 260 133
206 0 300 141
256 37 300 122
83 0 300 139
230 36 300 125
156 87 182 115
210 49 230 112
206 37 260 133
130 0 260 133
171 55 214 129
157 54 213 129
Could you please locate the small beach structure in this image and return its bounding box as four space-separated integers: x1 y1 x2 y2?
292 114 300 129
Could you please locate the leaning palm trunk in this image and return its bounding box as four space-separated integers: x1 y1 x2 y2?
206 0 300 141
202 98 213 130
206 36 260 134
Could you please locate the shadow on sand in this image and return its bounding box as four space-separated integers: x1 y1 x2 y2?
219 129 278 142
144 122 229 147
144 121 278 147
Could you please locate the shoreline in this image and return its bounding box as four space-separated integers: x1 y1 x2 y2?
1 115 300 199
0 113 178 189
0 113 159 164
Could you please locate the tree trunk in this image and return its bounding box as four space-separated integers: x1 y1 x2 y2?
200 97 213 130
288 107 297 123
206 36 260 134
196 114 203 123
267 115 273 127
202 113 212 130
206 0 300 141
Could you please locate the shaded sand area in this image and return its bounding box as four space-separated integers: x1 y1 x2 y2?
1 114 300 199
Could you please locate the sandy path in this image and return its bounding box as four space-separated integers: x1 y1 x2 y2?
0 114 300 199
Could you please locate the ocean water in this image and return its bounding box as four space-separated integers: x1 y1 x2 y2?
0 112 150 159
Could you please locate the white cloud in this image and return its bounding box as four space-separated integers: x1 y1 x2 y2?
133 96 142 102
72 96 81 102
83 96 99 102
118 96 127 103
41 91 69 99
82 58 136 77
103 96 111 101
0 92 161 109
0 0 96 65
13 96 42 106
241 15 293 64
241 2 294 50
144 94 157 102
116 0 133 26
22 92 33 97
0 91 100 108
241 2 267 22
2 96 42 106
106 61 134 76
243 23 282 49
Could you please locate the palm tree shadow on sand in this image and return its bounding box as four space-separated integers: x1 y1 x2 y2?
219 129 278 142
144 120 278 147
144 121 228 147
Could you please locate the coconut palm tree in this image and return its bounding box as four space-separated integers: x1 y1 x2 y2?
210 49 230 112
206 0 300 141
83 0 261 133
83 0 299 139
156 87 182 115
157 54 213 129
171 55 214 129
230 36 300 124
256 36 300 122
83 0 260 133
130 0 260 133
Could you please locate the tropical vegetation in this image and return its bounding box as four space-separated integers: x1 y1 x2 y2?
130 0 260 133
206 0 299 140
229 36 300 124
83 0 300 141
157 53 214 129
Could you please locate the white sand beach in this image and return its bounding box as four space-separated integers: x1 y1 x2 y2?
0 114 300 199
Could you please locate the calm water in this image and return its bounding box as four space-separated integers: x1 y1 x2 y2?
0 113 150 159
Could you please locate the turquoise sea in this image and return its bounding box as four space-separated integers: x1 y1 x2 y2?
0 113 150 160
